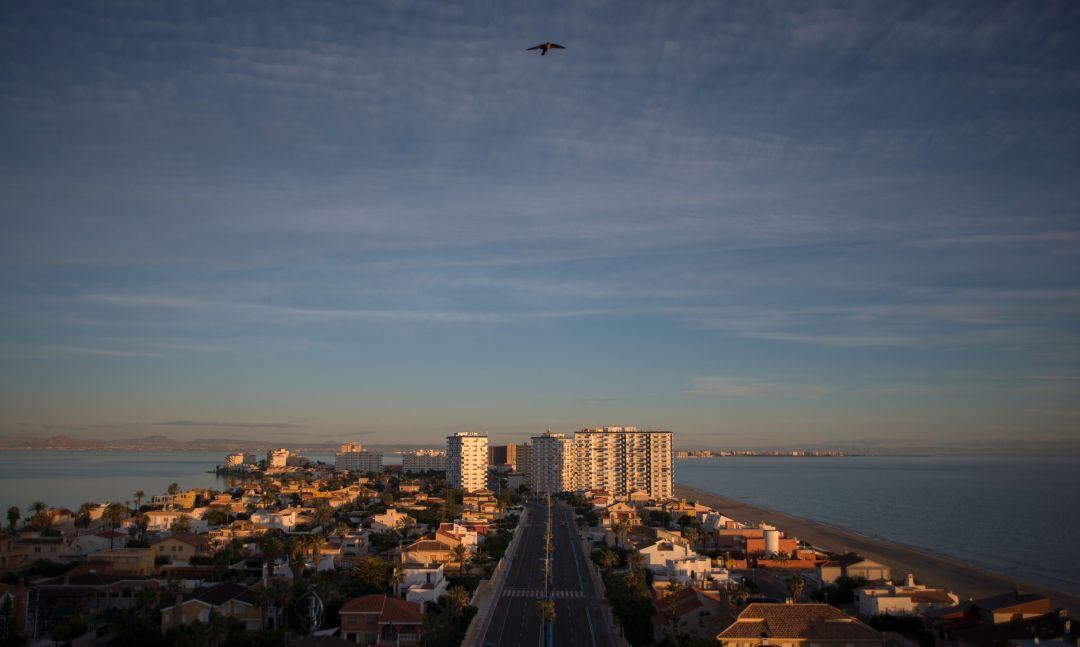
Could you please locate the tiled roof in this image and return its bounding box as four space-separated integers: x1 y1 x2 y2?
152 532 210 548
189 581 252 606
718 604 883 641
340 594 422 624
971 592 1050 615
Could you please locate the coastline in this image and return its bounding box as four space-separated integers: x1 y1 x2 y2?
675 483 1080 612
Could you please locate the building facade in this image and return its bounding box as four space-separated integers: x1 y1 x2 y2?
446 432 488 493
266 448 289 468
573 427 673 499
487 444 518 468
402 449 447 473
529 431 576 495
516 443 532 483
334 442 384 474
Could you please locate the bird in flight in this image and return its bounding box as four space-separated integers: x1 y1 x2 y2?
526 42 565 56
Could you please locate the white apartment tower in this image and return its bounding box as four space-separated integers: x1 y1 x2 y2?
446 432 489 492
573 427 673 499
402 449 447 473
334 442 383 474
529 431 576 495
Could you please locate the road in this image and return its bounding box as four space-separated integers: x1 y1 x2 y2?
481 500 619 647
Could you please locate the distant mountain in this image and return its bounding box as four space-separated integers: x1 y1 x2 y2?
0 433 444 453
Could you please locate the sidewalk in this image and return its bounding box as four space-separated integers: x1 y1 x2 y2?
462 507 530 647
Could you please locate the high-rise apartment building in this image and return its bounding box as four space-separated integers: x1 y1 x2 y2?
334 442 383 474
516 442 532 481
446 432 489 493
266 448 290 468
487 444 518 469
402 449 447 473
530 431 576 495
573 427 673 499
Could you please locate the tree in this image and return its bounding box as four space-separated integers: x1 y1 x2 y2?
5 506 18 531
663 581 685 638
611 518 630 548
133 490 145 510
256 577 292 629
787 573 805 603
352 556 392 594
535 598 556 624
76 502 95 527
598 550 619 570
104 502 127 529
170 514 192 534
451 543 469 572
167 483 180 496
204 508 230 526
29 501 46 516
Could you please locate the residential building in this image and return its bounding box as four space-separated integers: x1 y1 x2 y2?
225 452 246 468
250 507 307 532
267 448 290 468
369 508 414 532
488 444 518 468
395 564 449 608
0 534 28 574
86 548 156 576
818 554 891 584
400 539 454 567
530 431 576 495
446 432 488 493
16 536 65 563
339 594 423 645
716 603 887 647
68 531 128 555
855 576 959 617
516 443 532 483
402 449 446 473
34 572 158 632
573 427 674 499
651 587 734 643
160 581 285 633
151 533 212 565
335 442 384 474
638 540 697 574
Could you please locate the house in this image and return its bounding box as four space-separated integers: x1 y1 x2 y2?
639 540 697 574
151 490 200 509
434 523 479 551
250 507 307 532
395 564 449 608
160 581 285 633
400 539 454 567
68 531 129 556
970 592 1052 625
651 586 735 643
369 508 414 532
600 502 641 527
462 490 501 520
339 594 423 645
716 603 887 647
85 548 156 575
855 575 959 618
923 593 1070 647
656 554 737 591
818 554 891 584
0 534 29 574
340 531 372 557
33 571 158 632
151 533 212 564
16 536 67 563
145 509 208 533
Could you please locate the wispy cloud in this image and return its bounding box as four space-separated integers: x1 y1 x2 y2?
687 376 831 398
155 420 301 429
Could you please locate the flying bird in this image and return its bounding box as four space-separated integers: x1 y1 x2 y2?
527 42 565 56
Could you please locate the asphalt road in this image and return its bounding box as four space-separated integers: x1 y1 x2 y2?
481 500 618 647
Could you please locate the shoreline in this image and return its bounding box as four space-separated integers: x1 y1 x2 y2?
675 483 1080 612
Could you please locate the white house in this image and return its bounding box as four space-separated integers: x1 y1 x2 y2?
855 575 959 617
68 531 129 555
340 531 372 557
250 508 306 532
639 540 696 574
396 564 449 608
368 508 414 532
658 555 736 590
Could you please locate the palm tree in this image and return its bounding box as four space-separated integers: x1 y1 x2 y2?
787 573 805 603
6 506 20 531
664 581 685 637
76 502 95 527
451 543 469 572
535 599 556 624
259 492 277 509
611 518 630 548
256 577 291 629
448 586 471 614
29 501 46 519
390 564 406 595
167 483 180 496
133 490 145 511
598 550 619 570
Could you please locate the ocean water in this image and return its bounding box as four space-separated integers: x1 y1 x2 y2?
675 455 1080 596
0 450 336 516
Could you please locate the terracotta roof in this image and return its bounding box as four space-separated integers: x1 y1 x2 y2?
152 532 210 549
718 604 884 642
971 592 1050 615
187 581 254 607
340 594 422 625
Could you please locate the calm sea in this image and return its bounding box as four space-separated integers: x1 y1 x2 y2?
0 450 340 515
676 455 1080 596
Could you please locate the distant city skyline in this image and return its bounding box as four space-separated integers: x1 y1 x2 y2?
2 2 1078 453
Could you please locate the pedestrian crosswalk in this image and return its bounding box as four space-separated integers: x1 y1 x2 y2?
502 589 588 599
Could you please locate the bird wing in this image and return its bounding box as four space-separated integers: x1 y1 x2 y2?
526 44 545 51
549 43 565 49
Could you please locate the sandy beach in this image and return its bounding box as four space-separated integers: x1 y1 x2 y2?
676 483 1080 612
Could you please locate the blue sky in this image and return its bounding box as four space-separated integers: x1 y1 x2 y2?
1 1 1078 451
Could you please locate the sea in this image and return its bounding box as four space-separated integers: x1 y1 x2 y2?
1 451 1076 596
675 455 1080 596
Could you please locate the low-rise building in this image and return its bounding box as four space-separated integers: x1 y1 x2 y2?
402 450 446 474
160 581 285 633
151 533 212 564
818 554 891 584
716 603 887 647
339 594 423 646
17 536 66 563
855 575 959 618
86 548 156 576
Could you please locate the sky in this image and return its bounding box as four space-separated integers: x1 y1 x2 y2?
1 1 1079 452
